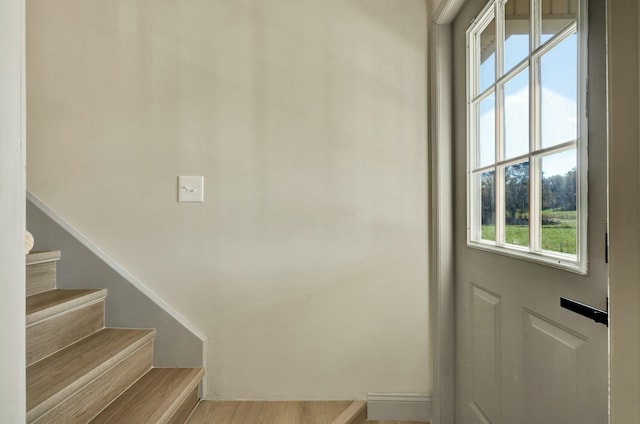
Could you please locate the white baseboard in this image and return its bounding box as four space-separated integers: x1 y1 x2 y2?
367 393 432 422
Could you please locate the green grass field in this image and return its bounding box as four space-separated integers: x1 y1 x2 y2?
481 209 577 254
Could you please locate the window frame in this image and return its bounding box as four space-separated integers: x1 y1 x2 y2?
465 0 589 274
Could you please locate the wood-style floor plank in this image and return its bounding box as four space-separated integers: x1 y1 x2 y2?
370 422 429 424
188 401 240 423
261 401 294 423
187 401 360 424
228 401 267 423
187 401 429 424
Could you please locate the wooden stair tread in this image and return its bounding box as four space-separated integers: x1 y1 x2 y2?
26 250 61 265
27 328 155 419
90 367 204 424
26 288 107 325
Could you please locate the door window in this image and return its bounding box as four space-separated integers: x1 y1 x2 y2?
466 0 587 273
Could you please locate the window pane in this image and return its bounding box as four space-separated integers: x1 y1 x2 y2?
479 19 496 93
541 34 577 148
478 93 496 167
504 67 529 159
504 0 530 73
541 149 577 254
504 161 529 247
480 170 496 242
541 0 577 44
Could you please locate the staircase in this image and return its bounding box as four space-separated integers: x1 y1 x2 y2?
26 250 204 424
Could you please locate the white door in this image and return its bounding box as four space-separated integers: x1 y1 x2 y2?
451 0 608 423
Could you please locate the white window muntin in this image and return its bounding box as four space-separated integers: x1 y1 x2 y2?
466 0 588 274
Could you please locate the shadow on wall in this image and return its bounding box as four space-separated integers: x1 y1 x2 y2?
26 195 204 368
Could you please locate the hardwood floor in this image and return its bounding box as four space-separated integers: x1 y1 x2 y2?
371 422 429 424
187 401 351 423
186 401 429 424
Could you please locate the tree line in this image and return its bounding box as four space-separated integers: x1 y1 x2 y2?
481 164 577 226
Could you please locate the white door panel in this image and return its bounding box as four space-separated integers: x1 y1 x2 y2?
469 283 501 424
452 0 608 423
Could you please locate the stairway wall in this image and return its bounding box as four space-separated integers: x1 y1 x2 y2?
27 198 204 368
26 0 431 399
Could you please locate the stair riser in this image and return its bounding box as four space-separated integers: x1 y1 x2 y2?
27 262 57 296
27 301 105 366
168 386 200 424
30 341 153 424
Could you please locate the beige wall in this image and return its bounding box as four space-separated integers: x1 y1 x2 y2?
27 0 430 399
0 0 26 420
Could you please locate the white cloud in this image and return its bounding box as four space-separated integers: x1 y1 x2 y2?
478 86 577 175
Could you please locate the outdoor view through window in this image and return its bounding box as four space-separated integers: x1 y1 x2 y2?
468 0 585 271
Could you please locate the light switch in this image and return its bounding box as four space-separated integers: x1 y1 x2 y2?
178 176 204 202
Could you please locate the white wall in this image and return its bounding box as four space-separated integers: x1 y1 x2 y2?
0 0 26 420
27 0 430 399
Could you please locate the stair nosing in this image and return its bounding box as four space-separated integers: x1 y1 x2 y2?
26 250 61 266
27 328 156 422
26 289 108 326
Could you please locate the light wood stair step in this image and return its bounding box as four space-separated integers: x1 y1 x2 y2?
26 250 61 297
89 367 204 424
27 288 107 325
27 328 155 423
27 250 62 266
26 289 107 366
